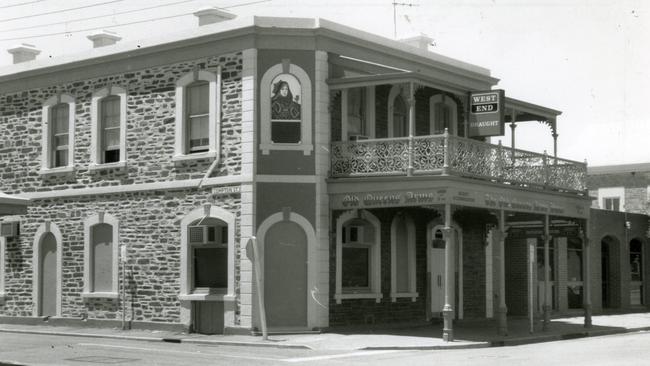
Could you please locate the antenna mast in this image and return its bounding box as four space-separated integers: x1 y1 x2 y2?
392 1 418 38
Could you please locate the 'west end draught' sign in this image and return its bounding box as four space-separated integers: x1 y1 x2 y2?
469 90 505 137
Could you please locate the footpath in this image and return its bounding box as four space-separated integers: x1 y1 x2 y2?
0 312 649 351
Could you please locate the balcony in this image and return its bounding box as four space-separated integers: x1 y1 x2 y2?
330 133 587 194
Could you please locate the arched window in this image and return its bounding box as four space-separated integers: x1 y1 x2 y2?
260 62 312 155
90 86 127 170
83 213 119 298
335 210 382 303
40 94 76 175
430 94 458 135
390 214 417 301
174 68 221 161
393 95 408 137
179 205 235 301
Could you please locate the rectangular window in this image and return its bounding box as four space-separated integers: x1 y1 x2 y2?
342 246 370 289
51 104 69 167
604 197 620 211
91 224 113 293
190 222 228 292
101 96 121 163
194 247 228 289
186 82 209 153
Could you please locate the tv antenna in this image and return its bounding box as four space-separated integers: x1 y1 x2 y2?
392 1 419 38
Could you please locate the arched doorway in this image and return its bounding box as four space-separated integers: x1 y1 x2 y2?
264 220 308 329
39 232 58 317
601 235 620 309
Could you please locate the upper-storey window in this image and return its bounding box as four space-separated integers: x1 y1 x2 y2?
186 81 210 153
604 197 620 211
174 68 221 161
347 87 366 139
51 104 70 167
40 94 76 174
260 61 312 155
387 85 408 138
430 94 458 135
100 96 121 163
91 86 127 169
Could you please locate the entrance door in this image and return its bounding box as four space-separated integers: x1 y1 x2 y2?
40 233 57 317
430 246 445 316
264 221 308 329
536 242 556 312
429 226 461 318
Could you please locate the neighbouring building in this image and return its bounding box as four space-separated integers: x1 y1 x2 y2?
0 10 646 340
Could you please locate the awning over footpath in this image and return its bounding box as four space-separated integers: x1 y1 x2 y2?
0 192 30 215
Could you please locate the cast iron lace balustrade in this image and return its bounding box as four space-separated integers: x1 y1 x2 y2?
331 134 587 193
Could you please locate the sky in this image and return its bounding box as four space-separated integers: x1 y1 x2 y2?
0 0 647 167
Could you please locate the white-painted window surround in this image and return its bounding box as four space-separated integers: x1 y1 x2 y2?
335 210 382 304
174 68 221 162
40 94 76 176
82 213 120 299
179 205 235 302
90 86 127 171
597 187 625 212
260 61 313 155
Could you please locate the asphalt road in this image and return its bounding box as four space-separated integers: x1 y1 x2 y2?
1 330 649 365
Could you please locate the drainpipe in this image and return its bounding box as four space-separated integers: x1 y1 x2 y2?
198 157 220 189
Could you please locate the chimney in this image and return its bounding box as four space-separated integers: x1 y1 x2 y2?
193 7 236 26
87 30 122 48
7 43 40 64
398 34 434 51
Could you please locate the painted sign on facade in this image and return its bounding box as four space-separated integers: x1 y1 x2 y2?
330 185 589 218
468 89 505 137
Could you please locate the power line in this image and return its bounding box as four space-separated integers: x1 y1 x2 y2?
0 0 44 9
0 0 272 42
0 0 124 22
0 0 198 33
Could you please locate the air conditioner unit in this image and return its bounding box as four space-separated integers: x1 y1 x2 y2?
0 222 19 238
349 135 369 141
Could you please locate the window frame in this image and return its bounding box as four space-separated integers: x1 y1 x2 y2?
429 94 458 135
260 62 313 155
390 214 418 302
40 94 76 176
82 213 120 299
90 86 128 171
174 68 221 162
189 222 228 293
179 205 235 302
335 210 382 304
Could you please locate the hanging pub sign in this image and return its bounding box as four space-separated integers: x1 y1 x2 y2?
468 89 505 137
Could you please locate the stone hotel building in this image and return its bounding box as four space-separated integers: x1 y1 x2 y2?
0 9 646 339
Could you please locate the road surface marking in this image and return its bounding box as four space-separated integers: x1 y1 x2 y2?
78 342 283 362
282 350 401 362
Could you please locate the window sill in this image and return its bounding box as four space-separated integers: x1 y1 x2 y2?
172 151 218 163
334 292 382 304
81 292 119 299
88 161 127 172
39 166 75 177
260 143 313 156
179 293 235 302
390 292 419 302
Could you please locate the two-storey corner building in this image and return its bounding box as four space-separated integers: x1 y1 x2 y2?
0 10 632 339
